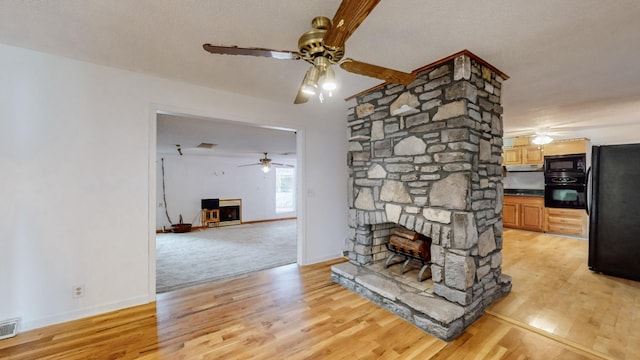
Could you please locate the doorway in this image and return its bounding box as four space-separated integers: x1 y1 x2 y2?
149 109 305 295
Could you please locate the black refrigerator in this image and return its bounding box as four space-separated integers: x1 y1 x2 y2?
588 143 640 281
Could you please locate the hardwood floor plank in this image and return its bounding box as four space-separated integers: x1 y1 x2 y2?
2 232 639 359
490 229 640 359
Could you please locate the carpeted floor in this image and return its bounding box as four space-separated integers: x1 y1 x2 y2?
156 219 297 293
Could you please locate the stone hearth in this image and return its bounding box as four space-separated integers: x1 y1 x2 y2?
331 51 512 341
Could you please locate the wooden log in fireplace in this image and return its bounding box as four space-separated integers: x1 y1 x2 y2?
385 228 432 282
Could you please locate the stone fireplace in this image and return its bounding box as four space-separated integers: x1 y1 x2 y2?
331 51 512 341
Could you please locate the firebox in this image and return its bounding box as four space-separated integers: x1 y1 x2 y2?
219 199 242 226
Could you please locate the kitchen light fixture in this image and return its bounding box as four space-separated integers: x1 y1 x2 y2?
532 129 553 145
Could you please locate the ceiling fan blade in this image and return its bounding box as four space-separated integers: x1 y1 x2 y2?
323 0 381 50
271 162 295 168
238 163 261 167
293 76 311 104
339 58 416 85
203 44 302 60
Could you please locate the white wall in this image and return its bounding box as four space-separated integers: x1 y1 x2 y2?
156 154 296 228
0 43 347 331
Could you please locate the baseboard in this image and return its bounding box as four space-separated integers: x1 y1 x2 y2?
302 253 345 266
19 295 150 332
156 219 296 232
241 217 297 225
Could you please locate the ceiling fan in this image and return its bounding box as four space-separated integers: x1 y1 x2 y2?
202 0 416 104
508 125 592 145
239 153 295 173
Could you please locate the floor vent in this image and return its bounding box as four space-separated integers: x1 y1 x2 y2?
0 319 19 340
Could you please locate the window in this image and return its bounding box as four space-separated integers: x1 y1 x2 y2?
275 167 295 213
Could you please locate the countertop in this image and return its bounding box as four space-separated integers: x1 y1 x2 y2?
504 189 544 197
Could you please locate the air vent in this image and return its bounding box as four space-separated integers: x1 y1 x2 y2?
196 143 216 149
0 318 19 340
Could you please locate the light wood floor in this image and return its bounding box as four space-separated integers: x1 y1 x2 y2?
1 230 638 359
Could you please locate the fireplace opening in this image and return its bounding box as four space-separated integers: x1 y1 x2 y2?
220 206 239 222
219 199 242 226
385 227 432 282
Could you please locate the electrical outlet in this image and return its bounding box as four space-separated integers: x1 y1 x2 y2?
72 285 85 298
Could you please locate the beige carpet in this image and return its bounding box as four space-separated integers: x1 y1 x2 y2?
156 219 297 293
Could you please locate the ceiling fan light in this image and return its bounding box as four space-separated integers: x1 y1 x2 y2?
301 86 316 95
262 163 271 173
532 134 553 145
321 66 337 91
301 66 320 95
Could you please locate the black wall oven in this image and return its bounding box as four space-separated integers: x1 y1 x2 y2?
544 153 587 209
544 174 587 209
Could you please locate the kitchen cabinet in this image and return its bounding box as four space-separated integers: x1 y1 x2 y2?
503 135 544 166
503 147 522 165
503 195 545 232
523 146 544 164
545 208 588 238
504 137 591 167
502 201 519 228
543 139 589 156
503 146 544 166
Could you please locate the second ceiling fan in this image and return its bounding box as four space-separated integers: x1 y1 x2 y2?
239 153 294 173
203 0 416 104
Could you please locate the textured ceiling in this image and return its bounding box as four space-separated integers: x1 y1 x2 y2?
156 113 297 161
2 0 640 148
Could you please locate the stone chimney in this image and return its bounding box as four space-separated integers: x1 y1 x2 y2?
331 51 512 340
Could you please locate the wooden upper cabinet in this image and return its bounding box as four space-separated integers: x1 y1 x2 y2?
503 147 523 165
523 146 544 165
502 136 545 166
512 136 530 147
503 145 543 166
543 139 589 156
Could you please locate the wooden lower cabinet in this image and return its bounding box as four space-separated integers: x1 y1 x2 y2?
502 201 519 228
545 208 588 238
503 195 545 232
521 202 545 231
504 196 589 237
